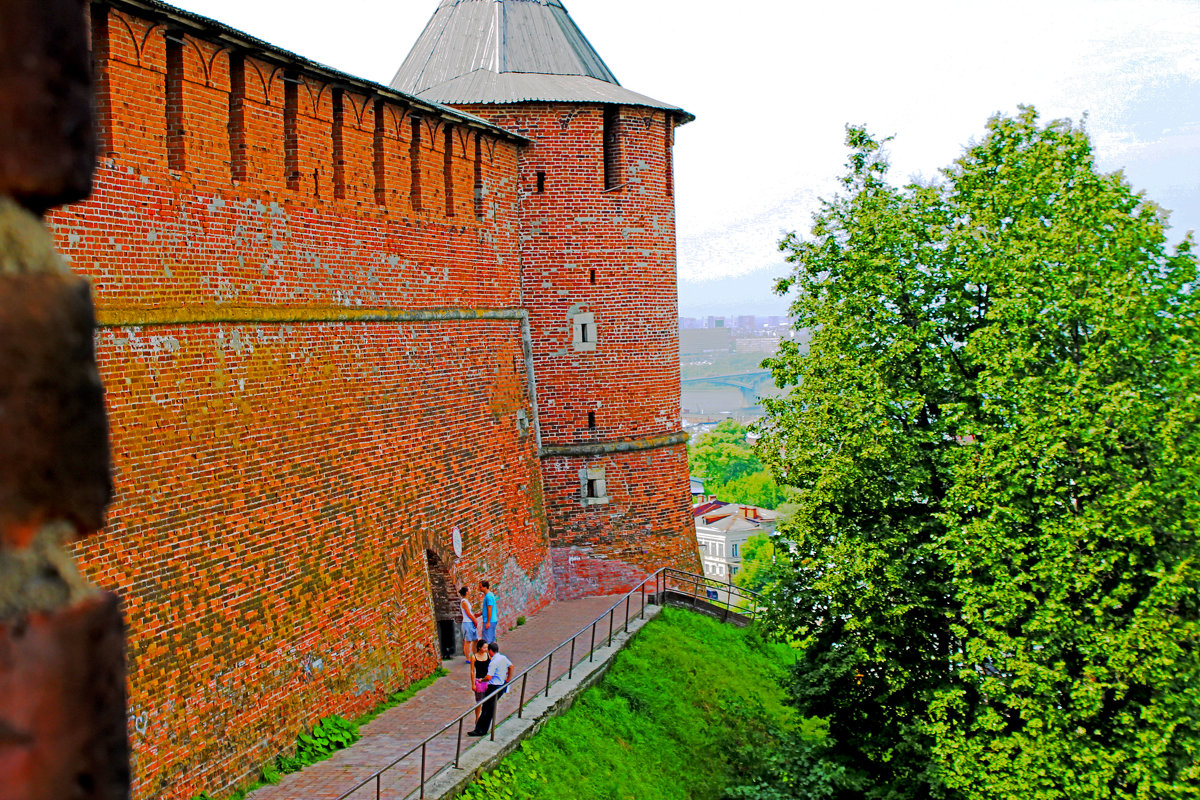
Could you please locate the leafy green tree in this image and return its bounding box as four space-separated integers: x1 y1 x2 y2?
689 420 789 510
718 470 788 510
734 533 788 596
689 420 763 485
759 108 1199 799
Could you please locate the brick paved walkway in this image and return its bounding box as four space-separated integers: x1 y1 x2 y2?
247 592 647 800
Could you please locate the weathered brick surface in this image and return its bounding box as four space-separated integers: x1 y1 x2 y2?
32 3 699 795
459 102 701 598
44 7 548 798
541 447 698 600
74 320 551 799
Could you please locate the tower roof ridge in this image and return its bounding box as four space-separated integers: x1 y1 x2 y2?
392 0 691 119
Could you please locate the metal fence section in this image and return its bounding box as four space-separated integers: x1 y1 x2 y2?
333 567 763 800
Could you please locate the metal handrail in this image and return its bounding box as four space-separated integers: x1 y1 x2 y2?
657 568 765 623
333 566 762 800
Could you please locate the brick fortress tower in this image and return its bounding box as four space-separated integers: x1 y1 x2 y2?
393 0 701 598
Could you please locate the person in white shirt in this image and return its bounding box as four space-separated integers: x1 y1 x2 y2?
467 642 514 736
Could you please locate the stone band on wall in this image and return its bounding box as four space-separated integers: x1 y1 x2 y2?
539 430 688 458
94 306 528 328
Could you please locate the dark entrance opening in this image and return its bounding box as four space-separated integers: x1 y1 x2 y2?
426 549 458 661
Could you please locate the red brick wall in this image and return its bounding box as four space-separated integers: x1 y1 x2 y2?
457 102 701 599
39 3 702 794
541 447 698 599
44 7 552 799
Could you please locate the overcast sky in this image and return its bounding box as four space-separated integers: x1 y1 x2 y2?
170 0 1200 316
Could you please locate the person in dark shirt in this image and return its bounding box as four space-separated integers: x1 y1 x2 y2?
470 639 490 726
468 642 513 736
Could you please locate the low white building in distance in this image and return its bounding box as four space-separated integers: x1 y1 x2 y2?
694 501 780 585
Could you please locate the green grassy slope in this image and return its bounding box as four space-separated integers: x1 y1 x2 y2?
460 608 795 800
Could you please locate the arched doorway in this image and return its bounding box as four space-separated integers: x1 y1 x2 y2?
425 549 458 661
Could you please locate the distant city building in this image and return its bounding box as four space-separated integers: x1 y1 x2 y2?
694 502 780 584
678 315 791 335
733 336 781 354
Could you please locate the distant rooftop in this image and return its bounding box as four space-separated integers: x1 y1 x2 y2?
391 0 692 121
694 502 780 531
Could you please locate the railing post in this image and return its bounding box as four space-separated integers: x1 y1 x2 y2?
589 621 596 662
624 595 630 633
607 608 614 647
376 773 380 800
640 580 646 619
419 741 427 799
545 652 553 697
455 717 464 768
568 636 576 679
518 673 527 718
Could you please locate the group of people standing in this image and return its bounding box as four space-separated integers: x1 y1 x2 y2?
459 581 513 737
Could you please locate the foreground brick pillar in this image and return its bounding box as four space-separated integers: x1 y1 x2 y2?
0 594 128 800
0 1 129 797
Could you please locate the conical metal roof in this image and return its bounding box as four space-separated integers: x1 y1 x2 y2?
391 0 691 119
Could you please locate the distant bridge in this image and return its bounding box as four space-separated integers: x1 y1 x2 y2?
680 371 775 406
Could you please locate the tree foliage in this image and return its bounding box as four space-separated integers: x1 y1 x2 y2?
690 420 764 484
734 533 790 596
759 107 1200 799
690 420 788 509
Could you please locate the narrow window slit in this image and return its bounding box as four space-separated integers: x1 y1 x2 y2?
332 89 345 199
228 52 247 182
373 99 386 204
91 6 113 157
536 171 546 193
587 411 596 429
444 124 455 216
665 115 674 197
410 115 422 211
473 132 484 220
284 74 299 190
165 34 186 172
603 106 620 189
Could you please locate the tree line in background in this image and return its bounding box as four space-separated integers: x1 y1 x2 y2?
688 419 788 510
739 107 1199 800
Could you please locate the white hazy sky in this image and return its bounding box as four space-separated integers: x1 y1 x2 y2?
170 0 1200 314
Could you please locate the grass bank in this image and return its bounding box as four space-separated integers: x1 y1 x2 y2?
460 607 795 800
